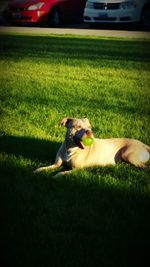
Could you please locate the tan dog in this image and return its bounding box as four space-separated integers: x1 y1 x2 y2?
34 117 150 177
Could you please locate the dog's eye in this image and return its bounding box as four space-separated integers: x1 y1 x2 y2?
76 125 81 130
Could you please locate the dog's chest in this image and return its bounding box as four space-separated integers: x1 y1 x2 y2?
63 147 85 168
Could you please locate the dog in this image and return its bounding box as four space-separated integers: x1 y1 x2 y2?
34 117 150 177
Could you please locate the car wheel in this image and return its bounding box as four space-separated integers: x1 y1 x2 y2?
141 6 150 29
49 8 62 27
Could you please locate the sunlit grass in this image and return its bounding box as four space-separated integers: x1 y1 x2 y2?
0 33 150 267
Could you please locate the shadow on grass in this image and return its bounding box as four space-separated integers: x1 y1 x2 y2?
0 134 60 163
0 34 150 66
1 136 150 267
1 161 150 267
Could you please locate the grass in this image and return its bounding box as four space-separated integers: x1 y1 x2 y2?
0 32 150 267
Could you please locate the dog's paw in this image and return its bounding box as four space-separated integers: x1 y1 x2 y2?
33 167 47 173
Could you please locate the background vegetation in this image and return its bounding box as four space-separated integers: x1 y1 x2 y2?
0 32 150 267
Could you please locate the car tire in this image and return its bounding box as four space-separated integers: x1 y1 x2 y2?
48 8 62 27
141 6 150 30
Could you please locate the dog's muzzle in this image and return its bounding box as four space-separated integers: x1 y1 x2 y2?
73 129 94 149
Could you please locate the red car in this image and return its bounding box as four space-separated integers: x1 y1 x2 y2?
4 0 87 26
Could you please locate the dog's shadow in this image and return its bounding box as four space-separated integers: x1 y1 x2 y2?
0 135 60 164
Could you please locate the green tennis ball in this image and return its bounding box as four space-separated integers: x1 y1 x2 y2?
82 137 94 146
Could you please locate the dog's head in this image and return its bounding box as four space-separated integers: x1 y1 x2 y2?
61 117 94 149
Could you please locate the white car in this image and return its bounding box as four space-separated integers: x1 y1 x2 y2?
84 0 150 28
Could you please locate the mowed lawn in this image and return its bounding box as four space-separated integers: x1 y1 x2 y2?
0 32 150 267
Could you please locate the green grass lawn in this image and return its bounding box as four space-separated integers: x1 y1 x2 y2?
0 32 150 267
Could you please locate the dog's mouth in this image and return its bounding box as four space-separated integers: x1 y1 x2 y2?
73 130 94 149
73 136 84 149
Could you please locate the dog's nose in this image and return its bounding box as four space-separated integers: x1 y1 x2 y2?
86 130 93 136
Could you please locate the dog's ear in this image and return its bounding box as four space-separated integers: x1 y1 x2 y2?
61 117 73 127
83 117 89 122
82 117 90 124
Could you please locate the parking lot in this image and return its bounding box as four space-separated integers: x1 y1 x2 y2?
0 0 150 39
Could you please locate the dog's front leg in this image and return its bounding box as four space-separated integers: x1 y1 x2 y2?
33 155 63 174
33 162 61 173
33 142 66 174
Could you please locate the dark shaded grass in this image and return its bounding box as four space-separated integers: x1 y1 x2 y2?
0 34 150 67
0 135 60 163
1 158 150 267
1 135 150 267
